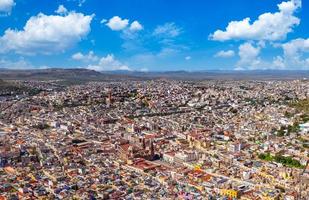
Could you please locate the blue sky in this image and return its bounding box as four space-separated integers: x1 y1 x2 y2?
0 0 308 71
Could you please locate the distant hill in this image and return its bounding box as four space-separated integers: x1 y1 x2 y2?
0 68 146 82
0 68 308 81
106 70 309 80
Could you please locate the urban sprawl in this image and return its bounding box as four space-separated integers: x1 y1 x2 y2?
0 79 309 200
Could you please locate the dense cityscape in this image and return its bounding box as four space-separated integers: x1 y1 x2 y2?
1 78 308 199
1 0 309 199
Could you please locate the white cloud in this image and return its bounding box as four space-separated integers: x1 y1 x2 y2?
153 22 182 38
105 16 143 33
100 18 107 24
106 16 129 31
72 51 98 62
235 40 298 70
0 0 15 15
0 12 94 55
280 38 309 68
55 5 68 15
214 50 235 58
129 20 143 32
210 0 301 41
282 38 309 58
0 58 32 69
72 52 84 60
278 0 301 14
236 42 261 69
185 56 191 60
272 56 286 69
87 54 131 71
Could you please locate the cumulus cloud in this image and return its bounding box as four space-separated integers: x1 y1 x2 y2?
87 54 130 71
282 38 309 59
272 56 286 69
72 51 98 62
0 0 15 15
55 5 68 15
106 16 129 31
0 12 94 55
210 0 301 41
214 50 235 58
236 42 261 69
234 42 293 70
280 38 309 68
105 16 143 33
209 0 307 70
129 20 143 31
0 58 32 69
153 23 182 38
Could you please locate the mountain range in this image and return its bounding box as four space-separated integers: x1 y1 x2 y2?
0 68 308 81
